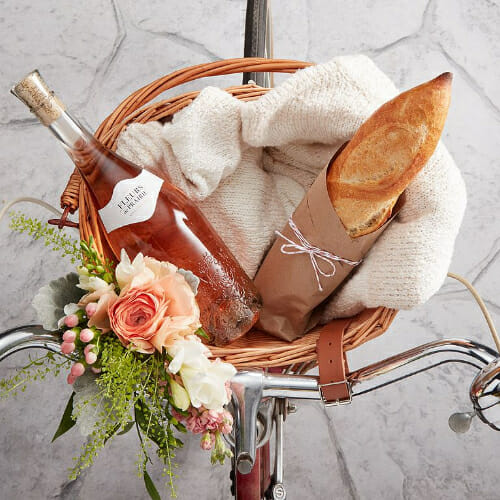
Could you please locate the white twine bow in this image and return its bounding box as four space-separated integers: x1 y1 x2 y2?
275 218 362 292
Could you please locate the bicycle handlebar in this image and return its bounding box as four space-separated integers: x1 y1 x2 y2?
231 338 499 473
0 325 63 361
0 325 498 475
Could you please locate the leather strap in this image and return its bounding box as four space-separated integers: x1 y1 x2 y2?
316 319 352 405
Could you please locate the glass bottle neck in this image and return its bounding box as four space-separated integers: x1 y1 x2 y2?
48 111 94 154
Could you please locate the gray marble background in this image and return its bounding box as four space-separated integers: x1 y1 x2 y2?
0 1 499 499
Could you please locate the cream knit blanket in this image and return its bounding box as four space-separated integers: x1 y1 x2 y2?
115 55 466 321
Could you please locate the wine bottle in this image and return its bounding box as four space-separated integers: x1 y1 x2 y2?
11 70 261 346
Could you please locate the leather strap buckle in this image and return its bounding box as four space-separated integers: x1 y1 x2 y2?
318 380 352 406
316 318 353 407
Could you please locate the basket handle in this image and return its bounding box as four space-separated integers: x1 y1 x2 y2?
60 57 312 216
95 58 311 136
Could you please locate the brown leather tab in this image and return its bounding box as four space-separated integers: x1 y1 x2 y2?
316 319 352 405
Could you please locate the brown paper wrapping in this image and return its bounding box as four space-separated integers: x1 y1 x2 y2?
254 154 404 342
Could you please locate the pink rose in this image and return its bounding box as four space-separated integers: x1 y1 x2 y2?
108 253 200 354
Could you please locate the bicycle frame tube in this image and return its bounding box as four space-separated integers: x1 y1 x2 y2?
242 0 273 87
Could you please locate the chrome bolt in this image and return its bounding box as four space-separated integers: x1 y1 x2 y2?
287 403 297 414
236 453 254 474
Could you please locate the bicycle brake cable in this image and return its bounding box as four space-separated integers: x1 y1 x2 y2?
447 272 500 353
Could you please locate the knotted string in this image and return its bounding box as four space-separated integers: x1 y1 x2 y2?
275 218 361 292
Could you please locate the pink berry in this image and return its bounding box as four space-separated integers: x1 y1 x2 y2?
85 302 98 317
85 352 98 365
84 344 95 355
70 362 85 377
91 366 102 374
61 342 76 355
80 328 94 343
64 314 79 328
62 330 77 342
67 373 76 385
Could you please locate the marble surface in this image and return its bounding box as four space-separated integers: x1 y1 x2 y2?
0 1 499 498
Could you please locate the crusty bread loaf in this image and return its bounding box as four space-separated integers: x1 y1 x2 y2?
327 72 452 238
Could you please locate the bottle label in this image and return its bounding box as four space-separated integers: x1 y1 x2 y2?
98 169 164 233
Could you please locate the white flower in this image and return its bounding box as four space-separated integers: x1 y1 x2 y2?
115 249 194 294
167 336 211 374
77 266 90 277
180 360 235 410
143 255 178 280
77 275 110 293
167 336 236 411
63 303 80 315
169 379 190 411
115 250 151 289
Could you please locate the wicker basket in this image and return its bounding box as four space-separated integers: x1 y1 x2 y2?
59 57 397 369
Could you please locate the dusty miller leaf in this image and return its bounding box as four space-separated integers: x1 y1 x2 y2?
73 372 116 437
32 273 85 330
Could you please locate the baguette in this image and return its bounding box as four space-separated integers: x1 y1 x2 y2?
327 72 452 238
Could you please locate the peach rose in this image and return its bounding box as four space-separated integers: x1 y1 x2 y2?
87 292 118 331
108 252 200 354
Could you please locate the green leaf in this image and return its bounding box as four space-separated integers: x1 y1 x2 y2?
135 399 183 454
168 435 183 448
117 420 135 436
135 400 165 447
168 415 187 433
144 470 161 500
52 392 76 442
104 423 121 444
172 407 189 418
194 327 210 341
134 400 150 435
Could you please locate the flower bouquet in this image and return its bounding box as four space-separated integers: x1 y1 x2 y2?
2 214 236 498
